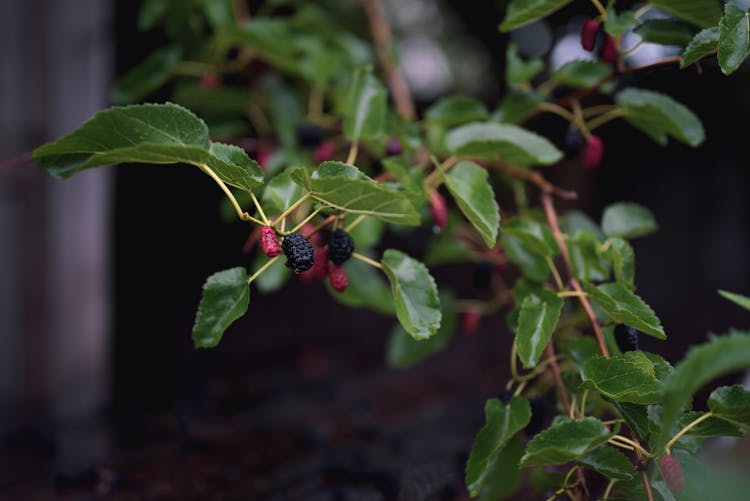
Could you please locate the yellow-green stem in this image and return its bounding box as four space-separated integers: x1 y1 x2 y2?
352 252 382 269
557 290 588 298
665 412 714 454
345 214 367 232
197 163 263 226
610 435 653 458
587 108 628 131
602 478 616 500
590 0 607 19
289 205 327 234
547 257 565 291
272 193 312 228
247 255 280 284
249 190 269 225
346 141 359 165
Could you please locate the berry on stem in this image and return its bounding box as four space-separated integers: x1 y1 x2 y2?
199 72 223 89
582 135 604 170
499 388 514 404
312 246 330 280
660 454 685 494
328 229 355 265
313 140 337 164
385 137 402 156
429 191 448 231
581 19 600 52
329 264 348 292
260 226 281 257
600 35 618 64
282 233 315 274
460 308 481 336
614 324 639 352
296 121 325 148
563 126 584 157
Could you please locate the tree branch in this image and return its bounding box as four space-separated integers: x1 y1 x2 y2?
0 152 33 171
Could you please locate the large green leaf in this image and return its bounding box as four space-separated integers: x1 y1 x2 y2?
499 0 573 32
634 18 699 47
654 331 750 455
289 163 420 225
502 218 560 257
478 435 524 501
552 60 612 89
582 281 665 339
262 169 305 214
343 66 387 141
228 19 298 72
424 95 489 126
680 27 720 68
606 237 636 288
519 417 612 467
445 122 563 166
649 0 721 28
442 161 500 247
112 46 181 104
718 3 750 75
381 249 442 340
502 233 550 283
465 397 532 497
601 202 658 239
569 230 610 282
615 88 705 147
386 292 456 368
718 290 750 311
506 44 543 87
577 445 635 480
708 385 750 429
32 103 264 190
516 289 564 369
327 258 395 315
192 267 250 348
581 352 664 404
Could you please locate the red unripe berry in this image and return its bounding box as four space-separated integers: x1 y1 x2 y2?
600 35 618 64
385 137 402 156
582 135 604 171
255 147 274 171
300 223 323 247
581 19 600 52
460 308 481 336
329 264 348 292
429 191 448 231
660 454 685 494
312 247 330 280
199 72 223 89
313 140 337 164
260 225 281 257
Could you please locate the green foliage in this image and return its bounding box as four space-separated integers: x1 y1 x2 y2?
718 290 750 311
601 202 658 239
519 417 612 467
516 289 563 368
192 267 250 348
719 3 750 75
681 27 721 68
441 161 500 247
499 0 572 32
649 0 722 28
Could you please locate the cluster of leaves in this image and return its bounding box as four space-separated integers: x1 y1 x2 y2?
31 0 750 499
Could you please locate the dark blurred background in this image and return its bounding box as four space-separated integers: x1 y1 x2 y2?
1 0 749 499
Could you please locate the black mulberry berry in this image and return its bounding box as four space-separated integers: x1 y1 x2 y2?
327 229 355 265
614 324 639 352
282 233 315 274
296 122 325 148
562 126 584 157
473 259 493 290
499 388 514 404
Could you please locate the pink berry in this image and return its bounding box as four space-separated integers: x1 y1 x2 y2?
199 72 223 89
660 454 685 494
329 264 348 292
460 308 481 336
255 147 274 171
581 19 600 52
312 247 330 280
582 135 604 171
313 140 337 164
385 137 402 156
259 225 281 257
429 191 448 231
600 35 618 64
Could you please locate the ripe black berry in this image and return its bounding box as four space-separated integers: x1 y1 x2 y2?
327 229 355 265
562 126 584 157
614 324 639 352
473 259 493 290
296 121 325 148
499 388 514 404
282 233 315 274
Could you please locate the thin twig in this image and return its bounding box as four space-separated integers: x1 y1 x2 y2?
352 251 382 269
490 161 578 200
545 342 571 414
360 0 416 119
0 151 33 171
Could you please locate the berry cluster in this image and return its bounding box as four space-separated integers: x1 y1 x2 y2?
297 228 356 292
580 19 618 64
282 233 315 274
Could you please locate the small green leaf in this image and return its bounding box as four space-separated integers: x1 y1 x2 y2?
601 202 658 239
560 210 605 240
616 88 705 147
192 267 250 348
387 292 456 368
445 122 563 166
569 231 610 282
493 91 545 124
499 0 573 32
654 330 750 455
649 0 722 28
520 417 612 467
718 290 750 311
506 44 543 87
503 218 560 257
552 60 612 88
424 95 489 126
605 9 640 36
577 445 635 480
33 103 264 190
289 164 420 225
611 401 652 442
252 255 290 293
381 249 442 340
327 258 395 315
228 19 298 72
465 397 532 496
343 66 387 141
719 3 750 75
442 161 500 248
708 385 750 429
582 281 665 339
680 27 720 68
112 46 181 104
478 435 524 501
679 410 743 439
634 18 699 47
606 237 636 288
581 353 664 404
502 233 550 283
262 169 305 214
516 290 564 369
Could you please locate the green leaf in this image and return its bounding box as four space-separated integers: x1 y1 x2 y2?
560 210 605 240
680 27 720 68
607 238 636 288
569 231 610 282
386 292 456 368
719 3 750 75
493 91 545 124
679 410 743 439
502 218 560 257
344 214 385 250
649 0 722 28
502 233 550 283
228 19 298 72
654 331 750 454
708 385 750 429
252 254 290 293
445 122 563 166
519 417 612 467
581 352 664 404
343 66 387 141
465 397 532 496
478 435 524 501
192 267 250 348
262 169 305 214
718 290 750 311
601 202 658 239
611 401 652 442
616 88 705 147
577 445 635 480
552 60 612 88
32 103 264 190
506 44 544 87
442 161 500 247
424 95 489 126
530 468 566 497
634 18 699 47
289 164 420 225
327 258 395 315
605 9 640 36
516 289 564 369
499 0 573 32
112 46 181 104
582 281 665 339
172 83 251 117
381 249 442 340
